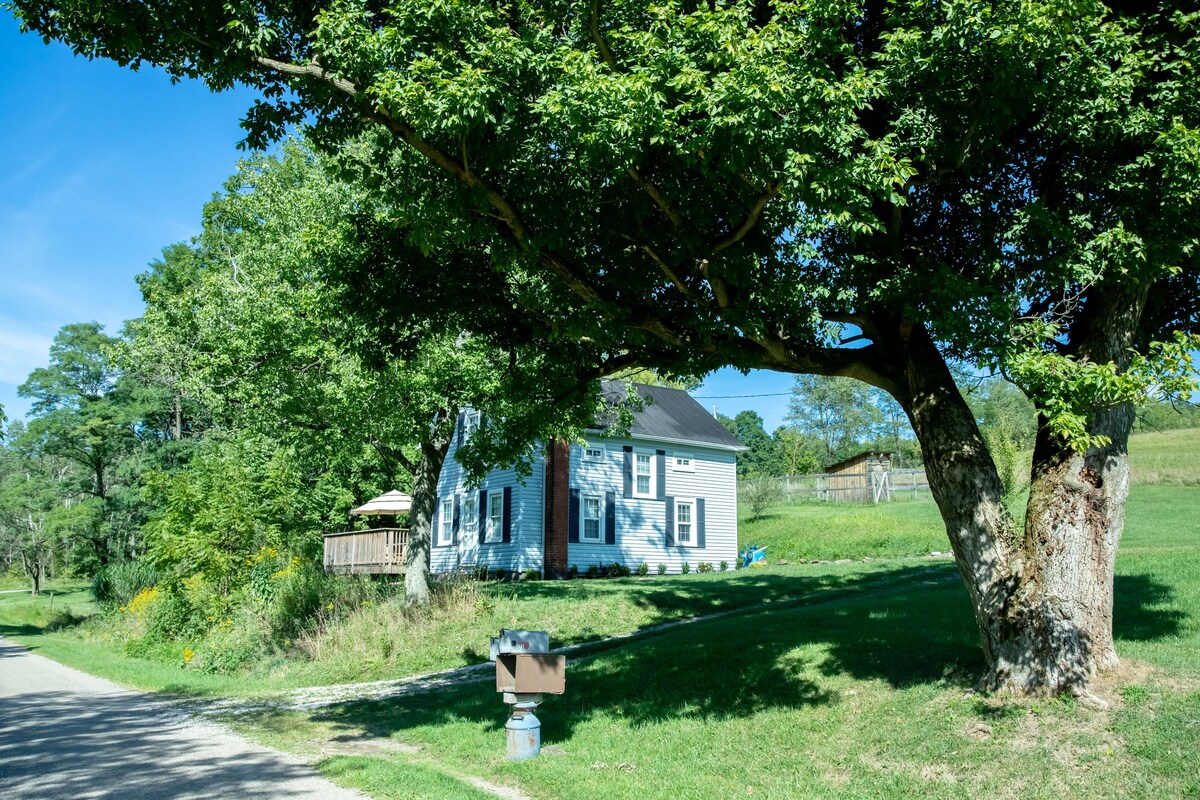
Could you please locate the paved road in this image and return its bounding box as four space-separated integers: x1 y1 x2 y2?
0 638 368 800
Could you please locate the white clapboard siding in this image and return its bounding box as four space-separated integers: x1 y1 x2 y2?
567 438 739 573
432 422 540 575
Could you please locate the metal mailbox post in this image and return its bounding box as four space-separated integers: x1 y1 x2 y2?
490 629 565 760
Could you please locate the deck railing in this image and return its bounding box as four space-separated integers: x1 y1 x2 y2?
322 528 409 574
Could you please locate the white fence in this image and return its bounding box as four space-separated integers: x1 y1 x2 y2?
738 469 930 504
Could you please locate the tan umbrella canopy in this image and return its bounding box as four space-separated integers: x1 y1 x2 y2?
351 490 413 516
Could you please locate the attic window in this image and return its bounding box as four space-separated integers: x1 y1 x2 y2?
583 444 605 462
673 453 694 472
463 410 481 440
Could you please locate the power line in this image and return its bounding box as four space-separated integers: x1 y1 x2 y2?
691 392 792 399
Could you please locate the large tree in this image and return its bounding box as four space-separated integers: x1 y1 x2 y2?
129 144 610 604
11 0 1200 698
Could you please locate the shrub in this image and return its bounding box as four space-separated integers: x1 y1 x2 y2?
92 561 161 607
567 564 580 579
524 568 541 581
126 586 205 647
719 560 728 572
494 568 508 581
681 562 691 574
267 562 334 642
609 562 631 578
636 563 649 576
697 561 713 573
744 477 784 520
657 563 667 575
191 608 270 673
585 564 602 579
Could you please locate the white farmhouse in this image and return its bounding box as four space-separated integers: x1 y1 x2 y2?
431 382 745 577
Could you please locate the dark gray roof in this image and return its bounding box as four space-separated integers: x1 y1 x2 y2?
594 381 746 450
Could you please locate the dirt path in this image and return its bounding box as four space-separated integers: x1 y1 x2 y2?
0 637 369 800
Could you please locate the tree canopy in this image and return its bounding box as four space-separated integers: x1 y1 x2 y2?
9 0 1200 695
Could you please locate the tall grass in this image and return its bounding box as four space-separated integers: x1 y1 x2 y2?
1129 428 1200 486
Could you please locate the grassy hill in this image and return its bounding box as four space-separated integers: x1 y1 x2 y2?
739 427 1200 563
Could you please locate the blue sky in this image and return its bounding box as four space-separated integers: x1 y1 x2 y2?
0 18 798 430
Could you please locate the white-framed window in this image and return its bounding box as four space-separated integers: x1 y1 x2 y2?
634 452 654 497
583 443 605 462
673 453 694 472
462 410 482 440
486 492 504 543
582 494 603 542
463 496 478 535
438 498 454 546
675 499 696 546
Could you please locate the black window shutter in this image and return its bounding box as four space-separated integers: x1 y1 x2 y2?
622 446 633 499
478 489 488 544
452 494 461 544
432 501 441 547
503 486 513 543
456 412 466 448
604 491 616 545
655 449 666 499
697 498 706 549
665 496 675 546
568 488 581 543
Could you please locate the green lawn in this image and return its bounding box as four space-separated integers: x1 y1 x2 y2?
1128 427 1200 486
3 482 1196 800
0 559 935 696
739 497 948 562
229 483 1199 800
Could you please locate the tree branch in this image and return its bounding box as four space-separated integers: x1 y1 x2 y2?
627 167 684 227
712 182 781 253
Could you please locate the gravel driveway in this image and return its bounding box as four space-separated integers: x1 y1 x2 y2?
0 637 368 800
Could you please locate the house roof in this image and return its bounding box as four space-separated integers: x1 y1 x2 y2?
594 381 747 451
351 490 413 516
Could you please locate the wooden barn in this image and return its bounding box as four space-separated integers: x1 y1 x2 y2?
823 451 894 503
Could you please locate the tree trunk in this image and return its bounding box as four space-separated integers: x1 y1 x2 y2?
989 403 1131 695
982 282 1149 697
404 411 455 607
22 552 41 596
892 326 1018 675
892 281 1147 698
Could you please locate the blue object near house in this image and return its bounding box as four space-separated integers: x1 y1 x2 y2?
431 381 746 578
740 544 768 569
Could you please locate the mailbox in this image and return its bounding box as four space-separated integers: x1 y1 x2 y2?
495 653 566 695
489 629 550 661
490 628 564 761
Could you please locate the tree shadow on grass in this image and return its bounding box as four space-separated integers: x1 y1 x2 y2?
491 565 932 652
288 564 1185 748
293 566 973 744
1113 573 1187 643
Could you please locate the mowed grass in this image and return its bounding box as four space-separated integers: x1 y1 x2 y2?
739 427 1200 564
739 496 948 562
230 484 1199 800
236 485 1200 800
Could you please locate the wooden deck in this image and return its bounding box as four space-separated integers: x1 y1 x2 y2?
322 528 409 575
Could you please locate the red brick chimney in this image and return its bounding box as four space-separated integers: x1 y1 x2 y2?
543 439 571 579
